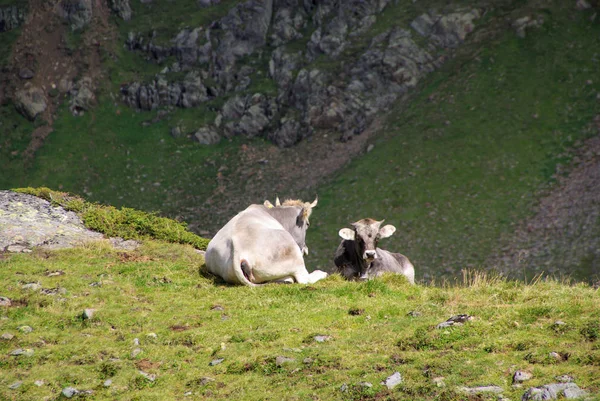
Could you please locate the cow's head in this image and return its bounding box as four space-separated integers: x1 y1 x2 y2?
339 218 396 276
264 197 317 255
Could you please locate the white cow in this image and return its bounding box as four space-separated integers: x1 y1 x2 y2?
205 199 328 286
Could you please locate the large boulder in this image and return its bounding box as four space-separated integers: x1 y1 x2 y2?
108 0 131 21
0 191 104 252
222 93 277 138
69 77 96 114
14 86 47 121
0 5 26 32
411 9 481 48
57 0 93 31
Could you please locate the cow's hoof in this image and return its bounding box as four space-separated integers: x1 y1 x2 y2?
311 270 329 282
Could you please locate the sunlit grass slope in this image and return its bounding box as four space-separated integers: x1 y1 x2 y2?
308 7 600 281
0 241 599 400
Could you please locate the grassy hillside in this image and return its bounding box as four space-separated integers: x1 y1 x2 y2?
1 239 599 400
306 6 600 281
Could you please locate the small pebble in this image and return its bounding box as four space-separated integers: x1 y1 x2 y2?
9 381 22 389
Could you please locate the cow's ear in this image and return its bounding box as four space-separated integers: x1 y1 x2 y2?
264 200 274 208
339 228 355 240
379 225 396 239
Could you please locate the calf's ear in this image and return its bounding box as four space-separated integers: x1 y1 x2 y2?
339 228 355 240
379 224 396 239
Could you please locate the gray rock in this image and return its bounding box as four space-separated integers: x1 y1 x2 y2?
522 383 588 400
57 0 93 31
197 377 214 386
381 372 402 389
437 314 473 328
0 296 11 306
340 383 349 392
62 387 79 398
14 86 47 121
10 348 34 357
109 237 140 251
198 0 220 6
275 356 295 366
22 283 42 291
82 308 95 320
0 5 26 32
209 358 224 366
576 0 591 10
108 0 131 21
513 370 533 384
314 335 332 342
194 127 221 145
0 191 104 251
268 117 302 147
103 379 112 387
18 68 35 80
138 371 156 381
459 385 504 395
34 380 44 386
70 77 96 114
18 325 33 333
1 333 14 340
512 15 544 38
8 381 22 389
358 382 373 388
131 348 142 358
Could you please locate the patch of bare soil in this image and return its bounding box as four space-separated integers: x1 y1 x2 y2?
187 119 383 233
489 129 600 283
6 0 116 160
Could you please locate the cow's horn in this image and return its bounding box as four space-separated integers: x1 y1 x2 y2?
310 196 318 208
275 196 281 207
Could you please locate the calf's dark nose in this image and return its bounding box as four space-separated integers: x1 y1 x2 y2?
364 250 377 259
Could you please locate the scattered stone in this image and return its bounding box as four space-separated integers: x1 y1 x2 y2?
381 372 403 389
146 333 158 340
407 311 422 317
549 351 563 361
433 377 445 387
57 0 93 31
18 325 33 333
109 237 140 251
314 335 332 343
576 0 591 10
197 377 214 386
303 357 314 364
513 370 533 384
437 314 473 328
1 333 14 340
8 381 22 389
138 371 156 382
522 383 588 400
194 127 221 145
40 287 67 296
184 391 192 396
46 270 65 277
14 86 47 121
358 382 373 388
340 383 349 392
0 296 11 306
22 283 42 291
459 385 504 395
34 380 44 386
512 15 544 38
209 358 224 366
82 308 95 320
18 67 34 80
133 338 140 346
10 348 34 356
210 305 224 311
131 348 142 358
103 379 112 387
275 356 295 367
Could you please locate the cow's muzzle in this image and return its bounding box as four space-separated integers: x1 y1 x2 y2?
363 250 377 261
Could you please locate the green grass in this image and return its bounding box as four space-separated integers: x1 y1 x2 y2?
0 244 599 400
13 187 210 249
306 7 600 281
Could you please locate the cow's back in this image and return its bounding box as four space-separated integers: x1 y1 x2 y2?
205 205 304 284
372 248 415 284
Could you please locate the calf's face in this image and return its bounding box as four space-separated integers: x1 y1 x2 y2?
339 219 396 276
